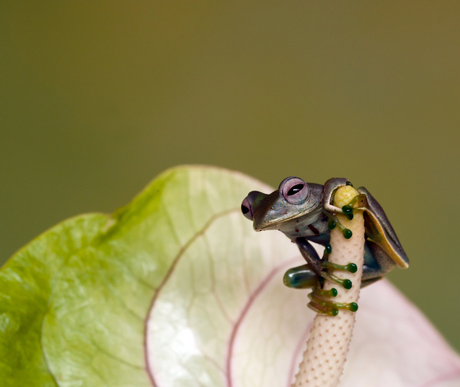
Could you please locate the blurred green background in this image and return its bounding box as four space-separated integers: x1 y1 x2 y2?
1 2 459 350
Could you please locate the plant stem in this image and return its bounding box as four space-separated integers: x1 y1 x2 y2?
292 187 365 387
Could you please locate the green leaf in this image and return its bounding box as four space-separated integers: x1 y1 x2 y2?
0 213 109 386
2 165 460 387
0 166 299 386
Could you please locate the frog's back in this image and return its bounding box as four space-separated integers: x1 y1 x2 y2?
308 183 325 200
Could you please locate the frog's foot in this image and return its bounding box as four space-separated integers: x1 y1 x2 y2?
324 193 367 236
325 212 353 239
319 253 357 290
311 247 358 314
308 290 358 316
341 193 367 219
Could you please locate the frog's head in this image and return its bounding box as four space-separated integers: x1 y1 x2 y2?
241 177 320 232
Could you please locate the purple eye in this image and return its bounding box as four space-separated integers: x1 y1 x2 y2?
281 177 309 204
241 197 253 220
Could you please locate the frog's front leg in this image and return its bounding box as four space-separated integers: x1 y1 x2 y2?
323 210 355 239
322 177 367 239
283 238 357 290
282 238 322 290
295 237 324 276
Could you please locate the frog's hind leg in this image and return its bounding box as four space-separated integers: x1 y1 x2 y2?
283 264 318 289
323 210 355 239
362 241 396 282
286 242 389 290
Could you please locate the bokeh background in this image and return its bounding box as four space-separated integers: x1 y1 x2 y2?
1 2 459 350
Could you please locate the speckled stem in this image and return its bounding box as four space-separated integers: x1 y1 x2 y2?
292 191 365 387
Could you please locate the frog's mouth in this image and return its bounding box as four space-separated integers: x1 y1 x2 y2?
252 193 309 232
254 212 303 231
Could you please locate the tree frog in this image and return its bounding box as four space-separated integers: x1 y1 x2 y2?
241 177 409 308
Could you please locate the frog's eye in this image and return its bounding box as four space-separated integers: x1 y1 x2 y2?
281 177 309 204
241 197 253 221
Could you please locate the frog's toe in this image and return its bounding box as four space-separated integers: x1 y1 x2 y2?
322 261 357 273
319 262 356 289
308 290 358 316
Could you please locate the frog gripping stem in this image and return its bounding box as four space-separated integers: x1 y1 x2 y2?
292 186 365 387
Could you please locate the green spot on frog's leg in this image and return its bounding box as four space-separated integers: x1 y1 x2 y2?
342 229 352 239
322 261 356 273
342 205 353 214
325 243 332 254
323 273 353 289
349 302 359 312
346 263 357 273
327 212 351 237
332 301 358 313
342 279 352 289
313 287 337 297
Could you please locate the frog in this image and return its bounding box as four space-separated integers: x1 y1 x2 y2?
241 177 409 315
